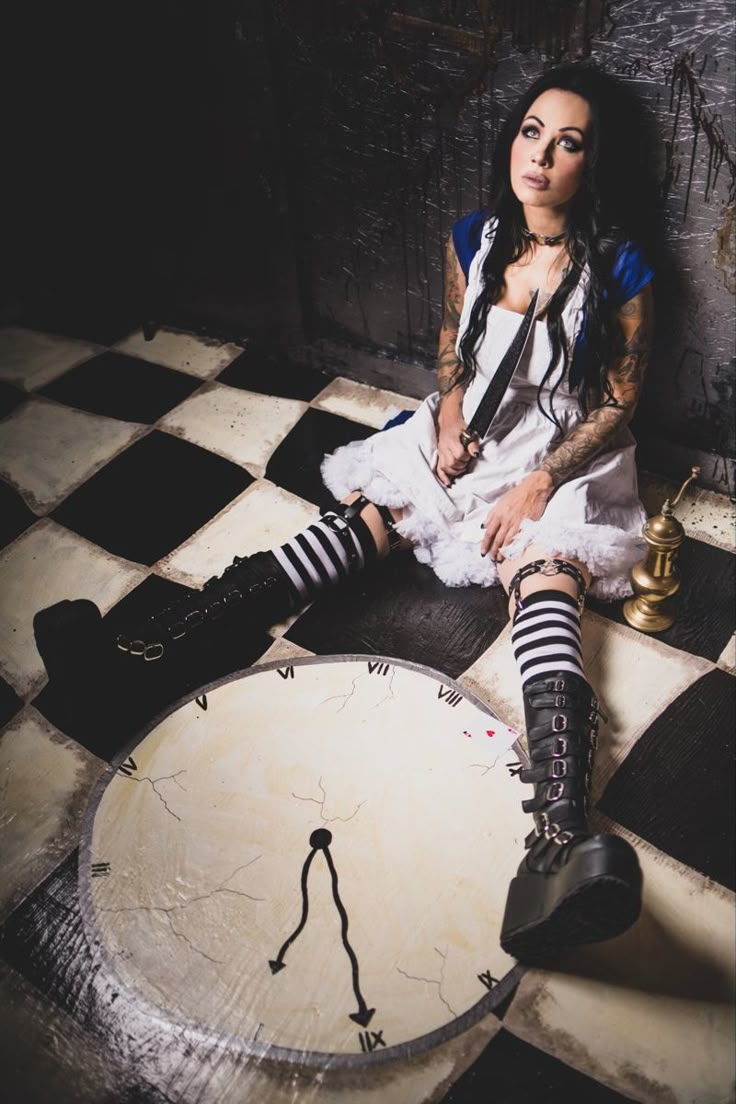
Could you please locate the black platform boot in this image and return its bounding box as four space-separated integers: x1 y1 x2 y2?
500 672 642 964
33 551 299 744
115 551 299 662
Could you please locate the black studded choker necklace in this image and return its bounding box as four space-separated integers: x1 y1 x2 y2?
521 226 567 246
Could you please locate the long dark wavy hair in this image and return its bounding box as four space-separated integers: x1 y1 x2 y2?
457 63 658 428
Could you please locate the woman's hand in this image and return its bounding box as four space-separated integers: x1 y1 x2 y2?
481 471 554 560
435 400 480 486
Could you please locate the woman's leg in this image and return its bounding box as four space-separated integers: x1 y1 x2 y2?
497 543 591 689
494 545 642 963
39 494 409 668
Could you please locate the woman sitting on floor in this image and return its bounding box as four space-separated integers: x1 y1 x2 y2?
36 63 655 965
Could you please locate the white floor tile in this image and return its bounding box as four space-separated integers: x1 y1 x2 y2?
158 383 307 478
0 520 147 698
0 327 101 391
717 631 736 674
503 836 736 1104
0 398 145 513
0 707 105 919
254 638 315 666
311 377 422 429
113 328 243 380
157 480 318 589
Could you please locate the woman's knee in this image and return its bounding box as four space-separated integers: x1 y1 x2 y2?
340 492 407 558
496 544 591 618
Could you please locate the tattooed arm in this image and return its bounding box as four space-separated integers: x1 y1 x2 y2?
481 283 654 559
536 283 654 487
435 235 480 486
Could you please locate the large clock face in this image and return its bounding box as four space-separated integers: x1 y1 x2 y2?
80 656 527 1067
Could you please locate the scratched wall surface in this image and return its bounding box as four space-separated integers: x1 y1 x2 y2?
265 0 735 495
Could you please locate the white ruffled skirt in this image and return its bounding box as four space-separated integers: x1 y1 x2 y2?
321 309 647 602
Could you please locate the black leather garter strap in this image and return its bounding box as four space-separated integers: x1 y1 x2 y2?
508 558 588 611
373 502 403 553
325 495 402 558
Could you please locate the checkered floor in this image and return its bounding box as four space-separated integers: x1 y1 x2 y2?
0 322 734 1103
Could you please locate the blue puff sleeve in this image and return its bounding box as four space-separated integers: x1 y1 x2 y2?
607 241 654 308
451 210 489 281
570 241 653 387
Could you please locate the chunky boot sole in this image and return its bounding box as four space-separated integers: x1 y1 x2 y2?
34 599 107 683
33 599 169 744
500 834 642 964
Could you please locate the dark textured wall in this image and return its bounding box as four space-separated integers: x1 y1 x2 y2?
267 0 735 495
7 2 734 493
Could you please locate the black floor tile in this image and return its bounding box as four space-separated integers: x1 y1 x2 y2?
598 668 736 890
0 481 37 550
39 352 202 424
0 673 24 729
588 536 735 662
33 574 273 761
217 341 332 401
50 431 254 565
0 851 85 1008
0 380 26 420
265 407 374 510
286 553 510 681
441 1026 637 1103
0 851 171 1103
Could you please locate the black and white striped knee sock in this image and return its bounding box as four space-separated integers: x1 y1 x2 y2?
272 509 377 604
511 590 585 687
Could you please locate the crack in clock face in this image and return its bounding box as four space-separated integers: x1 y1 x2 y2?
81 657 525 1064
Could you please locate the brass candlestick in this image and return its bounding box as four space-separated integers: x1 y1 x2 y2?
623 466 701 633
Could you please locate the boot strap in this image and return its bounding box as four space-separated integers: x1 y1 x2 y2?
519 757 586 784
528 731 593 762
508 558 588 612
521 772 592 812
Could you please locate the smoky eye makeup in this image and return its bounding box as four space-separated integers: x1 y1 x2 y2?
519 123 584 151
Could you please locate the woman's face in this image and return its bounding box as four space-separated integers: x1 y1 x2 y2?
510 88 592 213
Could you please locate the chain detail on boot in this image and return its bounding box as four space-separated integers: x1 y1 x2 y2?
513 671 604 875
116 551 297 661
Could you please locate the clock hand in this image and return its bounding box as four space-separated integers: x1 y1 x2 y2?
321 839 375 1028
268 845 317 974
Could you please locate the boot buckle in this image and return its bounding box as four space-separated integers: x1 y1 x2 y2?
544 821 561 840
553 830 574 846
143 642 164 662
551 759 567 778
534 811 550 837
128 639 145 657
553 736 568 756
169 620 187 640
546 780 564 801
116 634 131 653
555 694 567 707
552 714 568 732
553 678 566 691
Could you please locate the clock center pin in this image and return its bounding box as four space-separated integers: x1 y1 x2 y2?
310 828 333 850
